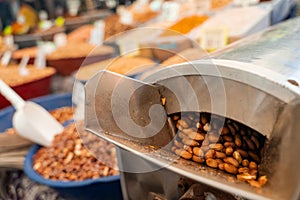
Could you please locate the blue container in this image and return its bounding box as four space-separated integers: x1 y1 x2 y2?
0 93 122 200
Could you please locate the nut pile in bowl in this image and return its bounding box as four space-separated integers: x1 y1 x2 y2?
0 65 55 87
171 112 268 188
33 122 118 181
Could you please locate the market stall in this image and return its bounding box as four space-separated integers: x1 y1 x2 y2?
0 0 299 199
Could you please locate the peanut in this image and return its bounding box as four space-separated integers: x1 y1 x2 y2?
206 158 218 168
224 163 237 174
175 149 192 160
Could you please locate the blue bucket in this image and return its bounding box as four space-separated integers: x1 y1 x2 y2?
0 93 122 200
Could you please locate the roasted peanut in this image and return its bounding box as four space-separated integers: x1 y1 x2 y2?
175 149 192 159
258 176 268 186
251 135 260 149
201 115 208 124
209 143 224 151
223 135 233 142
249 161 258 170
193 147 204 157
186 131 205 141
176 123 183 131
224 157 239 168
242 159 249 167
203 123 211 132
224 142 235 148
206 158 218 168
215 158 223 165
236 149 248 158
205 149 215 159
183 145 193 154
207 132 220 143
248 180 262 188
224 163 238 174
237 173 256 181
173 115 180 121
248 151 261 163
227 124 236 135
225 146 234 156
238 167 249 174
215 151 226 159
177 119 189 129
234 135 242 147
192 155 205 163
233 151 242 164
182 138 199 146
244 136 256 150
219 127 229 135
218 163 225 170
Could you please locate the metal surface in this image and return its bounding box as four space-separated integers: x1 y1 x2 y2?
85 17 300 200
212 17 300 83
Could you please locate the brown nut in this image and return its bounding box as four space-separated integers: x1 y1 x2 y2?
206 158 218 168
218 163 225 170
237 173 256 181
236 149 248 158
225 146 234 156
248 180 262 188
227 124 236 135
203 123 211 132
175 149 192 160
193 147 204 157
205 149 215 159
234 135 242 147
173 115 180 121
224 142 235 148
258 176 268 186
249 161 258 170
171 146 177 152
249 169 258 176
248 151 261 163
182 138 199 147
224 157 239 168
215 151 226 159
244 136 256 151
233 151 242 164
183 145 193 154
182 128 194 134
176 124 183 131
219 127 229 135
177 119 189 129
223 135 233 142
209 143 224 151
224 163 238 174
215 158 223 165
242 159 249 167
250 135 260 149
192 155 205 163
186 131 205 141
201 115 208 125
207 132 220 143
238 167 249 174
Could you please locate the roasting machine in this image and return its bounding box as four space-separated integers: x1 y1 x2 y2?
84 18 300 200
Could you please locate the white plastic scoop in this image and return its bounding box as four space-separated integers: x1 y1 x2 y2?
0 79 64 146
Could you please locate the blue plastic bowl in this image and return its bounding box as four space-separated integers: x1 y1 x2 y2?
0 93 122 200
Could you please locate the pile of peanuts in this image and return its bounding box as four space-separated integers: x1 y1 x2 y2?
33 123 118 181
171 112 268 188
49 107 74 124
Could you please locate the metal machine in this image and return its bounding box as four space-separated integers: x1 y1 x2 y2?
84 18 300 200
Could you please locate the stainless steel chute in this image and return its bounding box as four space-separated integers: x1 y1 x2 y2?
84 18 300 200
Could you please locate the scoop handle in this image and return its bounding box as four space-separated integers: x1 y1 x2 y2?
0 79 25 110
